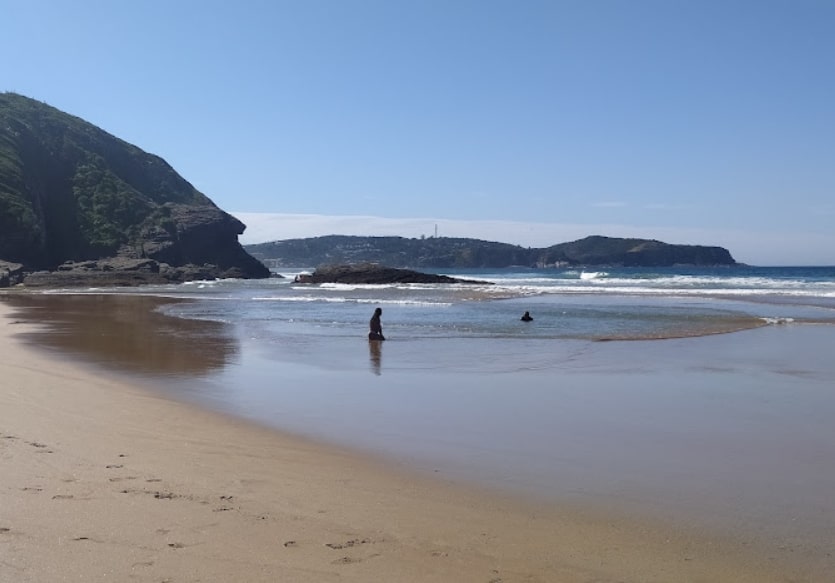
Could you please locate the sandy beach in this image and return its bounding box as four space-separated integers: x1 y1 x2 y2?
0 299 823 582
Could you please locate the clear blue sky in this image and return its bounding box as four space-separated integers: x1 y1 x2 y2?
3 0 834 264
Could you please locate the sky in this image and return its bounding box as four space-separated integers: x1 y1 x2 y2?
3 0 834 265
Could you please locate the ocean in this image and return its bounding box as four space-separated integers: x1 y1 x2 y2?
5 264 835 558
46 264 835 339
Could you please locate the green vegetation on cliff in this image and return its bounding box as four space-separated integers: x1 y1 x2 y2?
246 234 736 268
1 93 210 264
0 92 267 280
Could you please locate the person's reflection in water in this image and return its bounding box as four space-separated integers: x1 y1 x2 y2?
368 338 382 375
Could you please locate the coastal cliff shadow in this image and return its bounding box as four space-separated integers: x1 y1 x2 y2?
2 294 238 377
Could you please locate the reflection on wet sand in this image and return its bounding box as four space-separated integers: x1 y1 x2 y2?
368 339 382 375
1 294 237 377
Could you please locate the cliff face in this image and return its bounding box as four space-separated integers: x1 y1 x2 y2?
246 235 737 269
0 93 269 284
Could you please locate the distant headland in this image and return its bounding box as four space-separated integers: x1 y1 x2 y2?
245 234 737 269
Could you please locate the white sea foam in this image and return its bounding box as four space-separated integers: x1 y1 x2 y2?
761 317 795 325
251 295 451 307
354 298 453 307
319 282 398 291
252 296 348 303
478 272 835 299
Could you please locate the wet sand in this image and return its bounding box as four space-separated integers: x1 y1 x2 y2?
0 295 829 582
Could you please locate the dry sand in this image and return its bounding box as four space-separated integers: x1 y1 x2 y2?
0 301 799 582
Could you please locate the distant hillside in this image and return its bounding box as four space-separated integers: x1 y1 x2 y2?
245 235 736 268
0 92 268 283
538 235 735 267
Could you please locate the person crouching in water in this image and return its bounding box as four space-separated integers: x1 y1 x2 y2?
369 307 386 340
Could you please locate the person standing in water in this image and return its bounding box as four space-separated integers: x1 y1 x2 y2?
369 307 386 340
521 311 533 322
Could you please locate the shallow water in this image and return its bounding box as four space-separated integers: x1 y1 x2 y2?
32 265 835 341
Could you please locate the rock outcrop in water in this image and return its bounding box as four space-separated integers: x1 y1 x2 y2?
307 263 488 285
0 93 269 287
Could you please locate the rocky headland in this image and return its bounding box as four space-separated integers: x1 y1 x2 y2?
0 93 269 288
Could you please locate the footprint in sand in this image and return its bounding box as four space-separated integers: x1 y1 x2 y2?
325 538 372 550
132 561 154 569
27 441 54 453
109 476 135 482
52 494 74 500
213 495 236 512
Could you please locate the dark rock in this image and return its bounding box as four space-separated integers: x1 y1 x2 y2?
308 263 488 285
22 268 169 288
123 204 268 278
18 258 268 288
0 261 25 288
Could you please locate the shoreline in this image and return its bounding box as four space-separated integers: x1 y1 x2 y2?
0 299 815 581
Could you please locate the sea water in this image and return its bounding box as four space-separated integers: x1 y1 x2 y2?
61 264 835 342
10 264 835 557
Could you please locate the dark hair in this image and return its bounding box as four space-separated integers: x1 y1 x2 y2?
374 307 382 315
